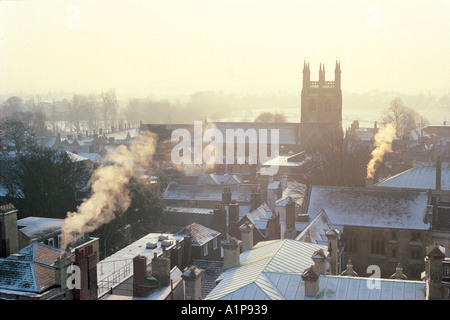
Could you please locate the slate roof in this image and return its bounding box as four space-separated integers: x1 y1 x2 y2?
375 166 450 191
0 242 66 294
175 223 221 247
306 186 430 230
191 259 223 298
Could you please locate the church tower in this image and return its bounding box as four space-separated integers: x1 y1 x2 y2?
300 60 342 146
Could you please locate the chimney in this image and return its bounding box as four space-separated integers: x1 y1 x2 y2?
119 124 123 131
182 266 205 300
436 157 441 190
340 259 358 277
99 128 103 135
111 126 115 133
267 212 281 240
425 242 446 300
213 204 227 240
311 249 327 276
301 266 319 297
326 228 340 275
222 237 241 270
133 255 150 298
228 200 240 238
86 130 89 137
151 253 171 287
73 244 98 300
183 234 192 267
54 254 75 292
0 204 19 257
374 121 377 129
109 137 115 144
222 187 232 206
239 221 254 251
390 262 407 280
285 198 296 233
276 182 283 200
250 188 262 212
365 177 374 188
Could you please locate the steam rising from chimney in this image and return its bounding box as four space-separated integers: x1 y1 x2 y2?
61 131 156 251
366 123 396 179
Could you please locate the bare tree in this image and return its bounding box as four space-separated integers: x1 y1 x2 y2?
100 88 118 131
296 127 372 187
254 111 286 123
382 98 428 139
0 118 35 153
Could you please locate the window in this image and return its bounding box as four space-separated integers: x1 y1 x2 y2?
47 238 54 247
344 236 358 253
370 238 385 255
213 237 218 250
410 248 422 260
57 234 62 248
391 230 397 241
391 248 397 259
411 232 421 242
203 244 208 257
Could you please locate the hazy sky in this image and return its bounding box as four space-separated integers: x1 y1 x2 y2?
1 0 449 98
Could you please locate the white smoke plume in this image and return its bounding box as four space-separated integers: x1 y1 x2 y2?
61 131 156 251
366 123 396 179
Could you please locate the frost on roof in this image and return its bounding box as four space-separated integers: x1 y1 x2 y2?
306 186 430 230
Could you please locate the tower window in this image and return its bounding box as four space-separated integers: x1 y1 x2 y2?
370 238 385 255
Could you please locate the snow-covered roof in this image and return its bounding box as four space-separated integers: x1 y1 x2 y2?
295 210 332 245
175 223 221 247
163 182 259 203
245 203 273 231
17 217 64 241
375 166 450 191
306 186 430 230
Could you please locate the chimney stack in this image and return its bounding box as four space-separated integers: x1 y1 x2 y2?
267 212 281 240
285 198 296 236
183 234 192 267
250 188 262 212
182 266 205 300
240 222 254 251
326 228 340 275
222 237 241 270
276 182 283 200
228 200 240 238
133 255 150 298
301 266 319 297
425 242 446 300
311 249 327 276
213 204 228 240
73 244 98 300
0 204 19 257
222 187 232 206
151 254 171 287
436 157 442 190
365 177 374 188
54 254 75 292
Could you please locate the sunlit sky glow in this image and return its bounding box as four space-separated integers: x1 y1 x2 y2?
1 0 449 98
